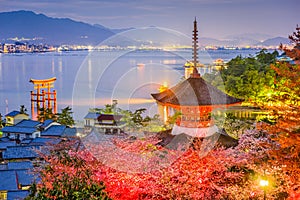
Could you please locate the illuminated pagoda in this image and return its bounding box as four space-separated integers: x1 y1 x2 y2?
151 18 243 137
30 77 57 120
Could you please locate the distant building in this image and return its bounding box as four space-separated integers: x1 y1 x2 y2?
95 114 125 134
183 61 204 79
213 58 226 70
276 53 296 64
84 112 100 127
5 111 29 126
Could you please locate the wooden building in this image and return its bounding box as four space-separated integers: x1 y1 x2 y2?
151 19 243 137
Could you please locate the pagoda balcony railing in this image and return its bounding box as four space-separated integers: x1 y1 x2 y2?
94 122 126 129
176 119 214 128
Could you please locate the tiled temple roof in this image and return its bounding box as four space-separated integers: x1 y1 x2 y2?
152 77 243 106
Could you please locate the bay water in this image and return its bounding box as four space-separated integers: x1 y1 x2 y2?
0 49 260 120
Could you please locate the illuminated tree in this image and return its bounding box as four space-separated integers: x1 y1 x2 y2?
255 25 300 198
25 140 111 200
203 50 278 101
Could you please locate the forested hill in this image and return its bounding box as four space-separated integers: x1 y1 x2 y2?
0 10 115 45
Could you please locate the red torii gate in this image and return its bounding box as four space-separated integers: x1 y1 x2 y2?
29 77 57 119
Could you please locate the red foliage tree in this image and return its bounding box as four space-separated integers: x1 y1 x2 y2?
256 25 300 198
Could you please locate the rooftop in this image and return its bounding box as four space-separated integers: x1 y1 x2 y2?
84 112 100 119
62 127 77 137
0 169 35 190
7 161 33 170
41 125 66 137
5 110 28 117
0 141 16 150
97 114 123 121
2 145 40 160
151 77 243 106
40 119 54 128
0 164 7 170
1 126 37 134
0 170 18 190
15 119 41 128
7 191 29 200
16 169 35 186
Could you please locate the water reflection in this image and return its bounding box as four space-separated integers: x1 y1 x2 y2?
51 58 55 74
0 49 260 119
0 55 2 81
88 58 92 92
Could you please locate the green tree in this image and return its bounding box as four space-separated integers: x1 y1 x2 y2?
131 108 147 126
120 108 147 130
90 103 122 115
254 25 300 198
57 106 75 127
37 107 57 122
166 111 182 126
0 113 4 128
204 49 278 101
101 104 114 114
19 105 28 114
256 49 279 68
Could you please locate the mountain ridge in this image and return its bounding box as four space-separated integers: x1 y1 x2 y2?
0 10 114 45
0 10 290 47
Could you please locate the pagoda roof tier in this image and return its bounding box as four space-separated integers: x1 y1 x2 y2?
151 77 243 106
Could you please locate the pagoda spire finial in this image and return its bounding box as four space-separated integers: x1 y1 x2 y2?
191 17 200 78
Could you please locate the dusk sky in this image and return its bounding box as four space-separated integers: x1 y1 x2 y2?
0 0 299 39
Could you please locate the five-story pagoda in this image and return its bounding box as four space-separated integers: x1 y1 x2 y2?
151 18 243 137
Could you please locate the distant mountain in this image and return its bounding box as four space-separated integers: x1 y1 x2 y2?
93 24 135 34
200 35 290 47
199 37 259 47
0 10 291 47
224 33 274 42
0 10 115 45
199 37 225 46
255 37 290 46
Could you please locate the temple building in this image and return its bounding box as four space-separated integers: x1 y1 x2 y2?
95 114 126 134
151 19 243 137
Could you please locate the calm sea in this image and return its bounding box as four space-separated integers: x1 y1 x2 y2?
0 49 259 120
